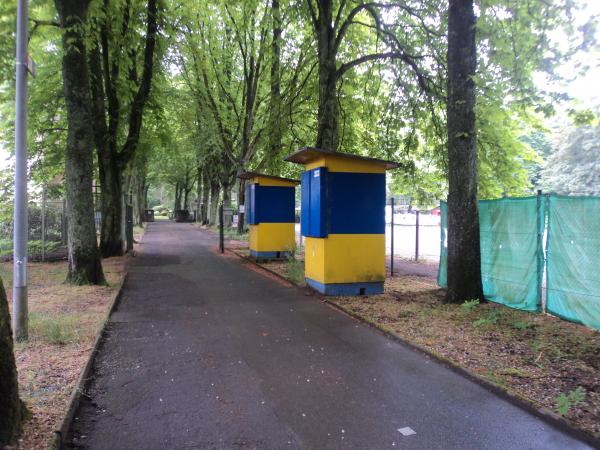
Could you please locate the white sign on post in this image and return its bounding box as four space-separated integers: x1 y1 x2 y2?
239 204 245 213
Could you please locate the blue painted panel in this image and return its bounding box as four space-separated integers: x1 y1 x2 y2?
254 186 295 223
301 171 311 235
328 172 385 234
305 278 384 296
250 249 293 260
245 183 255 225
246 184 257 225
309 167 328 237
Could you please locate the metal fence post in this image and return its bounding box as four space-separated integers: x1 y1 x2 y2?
415 210 420 261
537 189 544 312
41 186 46 262
390 197 394 277
219 203 224 253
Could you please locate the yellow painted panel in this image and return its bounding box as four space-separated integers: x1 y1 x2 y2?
249 225 259 251
304 234 385 284
324 234 386 283
249 223 296 252
304 237 326 283
304 157 327 171
251 176 297 187
305 155 386 174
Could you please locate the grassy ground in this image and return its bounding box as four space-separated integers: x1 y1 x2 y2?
229 245 600 439
0 227 147 449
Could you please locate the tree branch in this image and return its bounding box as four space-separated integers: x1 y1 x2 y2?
120 0 158 166
306 0 318 28
337 51 403 78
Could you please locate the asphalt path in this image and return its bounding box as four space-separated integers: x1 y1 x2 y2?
66 221 593 449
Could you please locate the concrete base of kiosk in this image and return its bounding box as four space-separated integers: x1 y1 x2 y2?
305 278 384 296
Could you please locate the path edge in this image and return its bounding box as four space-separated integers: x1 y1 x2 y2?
228 247 600 448
47 272 129 450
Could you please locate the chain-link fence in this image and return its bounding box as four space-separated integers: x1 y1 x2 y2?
0 197 67 261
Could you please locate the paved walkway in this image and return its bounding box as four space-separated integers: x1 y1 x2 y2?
67 221 592 449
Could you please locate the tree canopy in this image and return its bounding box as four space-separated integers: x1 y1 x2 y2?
0 0 597 212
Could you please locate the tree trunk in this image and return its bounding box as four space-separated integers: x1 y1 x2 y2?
267 0 282 170
56 0 105 285
88 43 125 257
201 171 210 224
209 182 220 226
195 167 202 222
0 277 24 446
222 184 231 208
315 0 339 151
99 154 124 256
445 0 483 303
174 182 181 213
92 0 158 256
137 176 146 225
237 179 246 234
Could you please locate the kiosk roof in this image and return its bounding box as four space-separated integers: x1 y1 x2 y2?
238 171 300 184
284 147 399 170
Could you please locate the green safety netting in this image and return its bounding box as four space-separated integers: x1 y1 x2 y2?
546 195 600 330
438 196 544 312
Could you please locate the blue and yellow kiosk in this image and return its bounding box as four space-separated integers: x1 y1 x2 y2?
285 148 398 295
239 172 299 261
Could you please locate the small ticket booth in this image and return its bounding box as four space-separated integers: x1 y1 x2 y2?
285 148 398 295
239 172 299 261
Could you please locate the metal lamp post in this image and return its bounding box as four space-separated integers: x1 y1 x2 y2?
13 0 29 341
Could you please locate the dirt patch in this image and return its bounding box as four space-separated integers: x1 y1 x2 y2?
1 256 128 449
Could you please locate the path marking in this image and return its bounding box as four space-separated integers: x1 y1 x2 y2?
398 427 416 436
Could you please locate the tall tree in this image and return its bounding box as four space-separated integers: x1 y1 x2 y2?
0 277 25 446
267 0 282 167
445 0 483 303
56 0 105 284
305 0 434 151
89 0 159 257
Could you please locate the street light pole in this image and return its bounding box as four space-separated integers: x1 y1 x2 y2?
13 0 29 341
